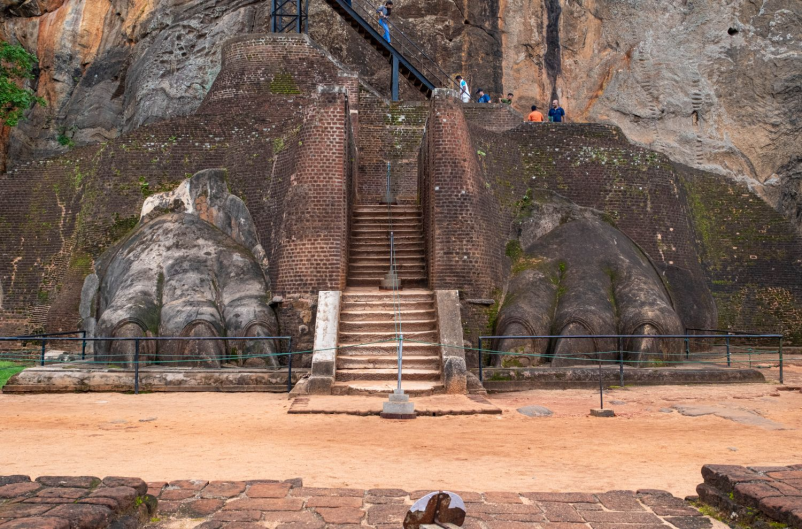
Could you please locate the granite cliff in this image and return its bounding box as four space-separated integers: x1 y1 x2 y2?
1 0 800 227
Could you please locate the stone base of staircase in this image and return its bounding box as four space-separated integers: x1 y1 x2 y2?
288 394 501 415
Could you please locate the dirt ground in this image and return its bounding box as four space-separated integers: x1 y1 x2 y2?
1 365 800 499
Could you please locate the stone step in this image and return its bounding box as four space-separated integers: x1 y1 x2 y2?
337 342 440 356
351 234 424 243
339 309 436 322
341 288 433 302
349 264 426 274
352 227 421 234
338 329 437 343
341 300 434 311
331 380 444 397
347 276 428 288
350 246 424 255
337 355 440 370
352 215 422 223
354 206 421 214
336 368 441 382
349 255 424 263
340 319 437 333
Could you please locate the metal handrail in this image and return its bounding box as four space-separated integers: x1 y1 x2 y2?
343 0 458 91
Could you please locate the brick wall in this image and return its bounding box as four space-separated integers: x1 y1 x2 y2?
0 35 361 357
462 103 523 133
356 93 428 204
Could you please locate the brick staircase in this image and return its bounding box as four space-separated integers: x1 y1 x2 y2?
346 205 427 288
333 204 443 395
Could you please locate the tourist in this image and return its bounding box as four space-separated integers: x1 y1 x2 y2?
377 1 393 43
527 105 545 122
476 89 491 103
456 75 470 103
500 93 514 105
548 99 566 122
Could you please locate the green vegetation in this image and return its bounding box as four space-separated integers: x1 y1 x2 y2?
0 41 46 127
0 361 26 389
58 125 77 148
269 72 301 94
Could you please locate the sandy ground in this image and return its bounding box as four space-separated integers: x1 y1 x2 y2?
1 365 801 499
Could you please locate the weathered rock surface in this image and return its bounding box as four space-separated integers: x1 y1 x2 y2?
2 0 799 228
88 169 280 368
496 191 693 366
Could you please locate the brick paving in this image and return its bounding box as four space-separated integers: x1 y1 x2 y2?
0 476 154 529
143 479 713 529
697 463 802 528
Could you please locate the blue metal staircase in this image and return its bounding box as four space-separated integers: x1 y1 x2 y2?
271 0 456 100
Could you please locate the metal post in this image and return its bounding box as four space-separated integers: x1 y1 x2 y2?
478 338 483 382
287 338 294 393
598 352 604 410
397 334 404 391
40 338 46 366
81 331 87 361
270 0 277 32
779 338 783 385
726 335 731 367
684 337 690 360
391 56 399 102
618 336 624 387
296 0 302 33
134 338 140 395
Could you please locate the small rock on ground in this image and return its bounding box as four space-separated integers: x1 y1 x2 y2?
517 405 553 417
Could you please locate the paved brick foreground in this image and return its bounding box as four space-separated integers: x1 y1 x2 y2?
698 464 802 528
145 479 713 529
0 475 154 529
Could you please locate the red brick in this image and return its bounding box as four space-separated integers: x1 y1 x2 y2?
100 477 147 496
247 482 291 498
45 504 111 528
35 478 98 489
211 511 262 522
168 480 208 490
538 502 584 523
523 492 597 504
483 492 522 503
314 507 364 524
305 497 362 508
291 488 363 498
0 518 69 529
366 504 408 525
580 510 663 524
0 483 41 499
223 498 303 511
146 482 167 497
366 488 406 497
159 489 197 501
596 491 644 511
0 505 53 519
203 481 246 499
179 499 225 517
35 489 86 500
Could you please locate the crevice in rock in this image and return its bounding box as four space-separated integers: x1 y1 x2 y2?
544 0 562 103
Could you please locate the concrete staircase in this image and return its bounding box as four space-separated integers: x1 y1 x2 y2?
333 288 444 396
347 205 427 288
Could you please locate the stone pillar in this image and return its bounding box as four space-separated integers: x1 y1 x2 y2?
435 290 467 394
308 290 341 394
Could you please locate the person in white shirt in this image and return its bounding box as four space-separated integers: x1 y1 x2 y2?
455 75 470 103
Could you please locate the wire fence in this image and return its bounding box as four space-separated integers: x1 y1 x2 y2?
0 331 790 396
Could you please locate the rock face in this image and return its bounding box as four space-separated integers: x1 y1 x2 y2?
1 0 800 228
86 169 280 368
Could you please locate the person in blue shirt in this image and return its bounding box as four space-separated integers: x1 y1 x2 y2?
476 89 491 103
548 99 566 122
377 1 392 43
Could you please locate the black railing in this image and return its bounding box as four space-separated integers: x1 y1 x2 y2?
0 335 294 393
477 333 785 384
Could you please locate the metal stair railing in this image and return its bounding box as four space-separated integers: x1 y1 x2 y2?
324 0 459 97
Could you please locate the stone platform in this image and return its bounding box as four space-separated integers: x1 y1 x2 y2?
697 464 802 528
475 365 766 392
2 365 309 394
288 394 502 416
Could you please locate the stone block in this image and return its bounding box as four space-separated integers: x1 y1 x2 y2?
89 487 137 511
522 493 597 504
45 504 111 529
202 481 246 499
483 492 522 504
366 504 408 525
0 483 41 499
290 488 363 498
247 482 291 498
222 498 303 511
36 488 87 500
0 505 53 519
100 478 147 497
596 491 643 511
168 480 208 491
664 516 713 529
0 518 69 529
305 497 363 508
35 477 99 489
0 478 31 487
537 502 584 522
211 511 262 522
314 507 364 524
589 408 615 417
159 489 196 501
178 499 225 517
